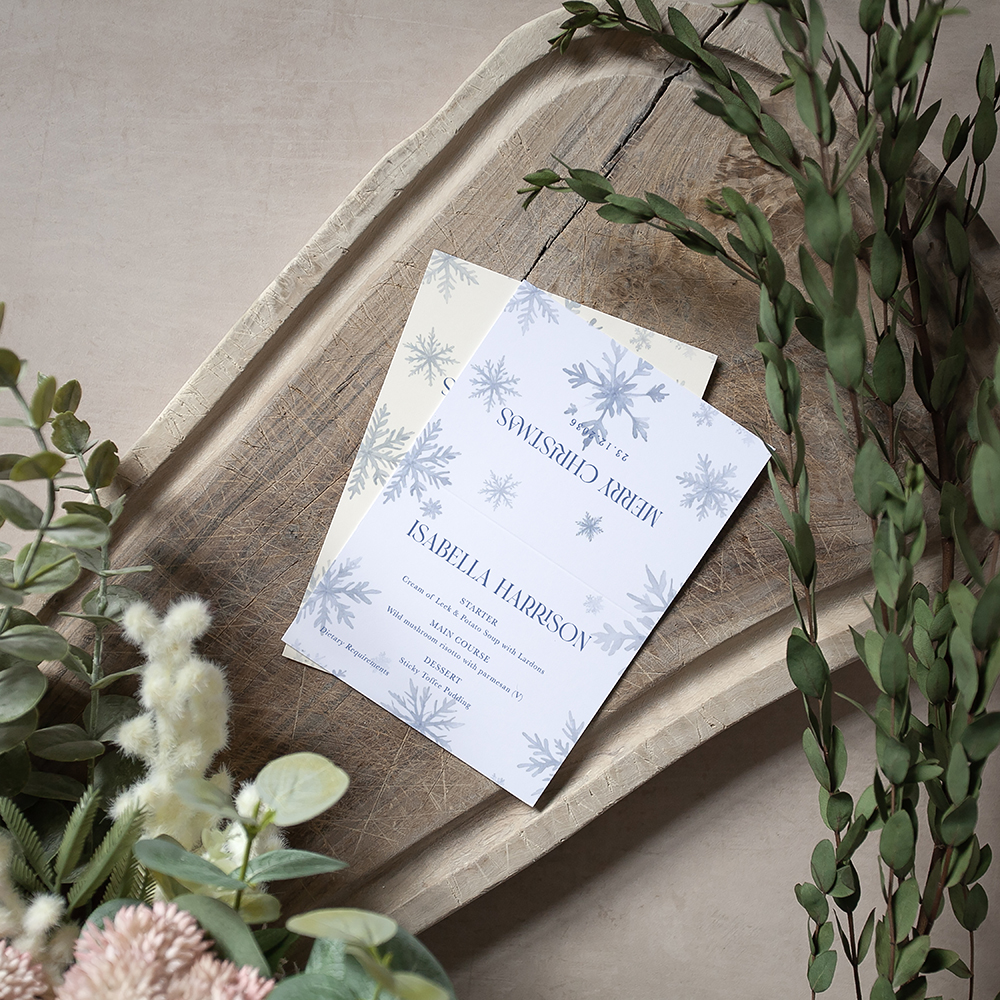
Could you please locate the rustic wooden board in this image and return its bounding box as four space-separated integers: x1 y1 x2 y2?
44 5 1000 932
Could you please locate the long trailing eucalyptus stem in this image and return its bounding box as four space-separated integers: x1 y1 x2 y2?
520 0 1000 996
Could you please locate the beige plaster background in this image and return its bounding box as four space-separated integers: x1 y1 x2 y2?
2 1 999 996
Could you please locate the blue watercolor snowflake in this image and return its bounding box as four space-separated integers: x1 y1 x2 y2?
347 404 412 499
296 557 380 631
505 285 559 333
479 471 519 511
385 681 463 747
592 566 676 655
678 455 740 520
383 419 459 503
576 512 603 541
564 340 667 448
693 402 714 427
630 326 653 350
404 328 458 385
564 404 577 416
423 251 478 302
583 594 604 615
420 498 443 519
518 713 584 778
468 356 521 412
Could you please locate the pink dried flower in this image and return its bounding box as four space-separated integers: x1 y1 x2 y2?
0 941 50 1000
55 901 273 1000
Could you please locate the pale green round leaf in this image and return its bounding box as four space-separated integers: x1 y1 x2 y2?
10 451 65 481
26 724 105 761
0 483 43 530
0 625 70 664
0 663 47 722
390 971 450 1000
174 777 239 821
0 708 38 753
254 752 349 826
287 908 397 947
243 848 347 883
44 514 110 549
133 838 248 890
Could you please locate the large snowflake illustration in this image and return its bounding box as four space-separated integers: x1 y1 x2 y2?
404 328 458 385
347 405 412 499
296 557 380 631
383 419 459 503
630 326 653 350
479 471 520 510
422 251 478 302
505 285 559 332
564 340 667 448
518 713 584 778
583 594 604 615
385 681 463 747
468 356 521 412
693 402 715 427
592 566 676 655
575 512 603 541
678 454 740 520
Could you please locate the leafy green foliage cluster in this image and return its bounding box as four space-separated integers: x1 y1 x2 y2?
522 0 1000 996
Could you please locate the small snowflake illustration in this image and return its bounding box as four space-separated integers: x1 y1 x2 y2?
583 594 604 615
468 355 521 412
561 298 581 314
564 403 578 416
347 404 413 499
678 454 740 520
479 471 520 510
630 326 653 350
385 681 463 747
374 652 393 671
404 328 458 385
576 512 603 541
295 557 380 631
693 402 715 427
505 285 559 333
422 251 479 302
592 566 676 655
564 340 667 448
518 713 584 778
383 419 459 503
420 498 443 519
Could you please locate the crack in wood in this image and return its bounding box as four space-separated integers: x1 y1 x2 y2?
522 8 731 283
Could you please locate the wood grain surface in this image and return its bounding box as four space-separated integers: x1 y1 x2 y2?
40 5 1000 931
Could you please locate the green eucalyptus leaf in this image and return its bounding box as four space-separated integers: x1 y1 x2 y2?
287 908 397 948
27 724 105 761
174 777 239 821
53 379 82 414
949 882 988 931
0 483 43 530
810 839 836 893
133 838 249 890
853 439 896 517
795 881 829 923
254 752 349 827
0 348 22 387
0 625 69 663
21 770 86 802
807 949 837 992
892 877 920 941
84 440 119 489
972 574 1000 650
91 695 142 740
972 94 997 164
802 727 831 789
922 947 971 978
10 451 65 481
880 811 915 871
824 790 853 833
0 744 30 796
0 708 38 754
962 712 1000 760
879 632 908 698
971 443 1000 530
787 632 829 698
29 376 56 428
44 514 111 549
50 412 91 455
13 541 80 594
893 935 930 988
244 848 347 883
941 798 978 846
946 743 970 803
172 893 270 975
0 663 47 722
872 332 905 406
870 228 902 300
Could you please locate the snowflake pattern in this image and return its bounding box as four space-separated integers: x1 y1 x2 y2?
347 405 412 499
693 402 715 427
505 285 559 333
385 680 463 747
575 512 603 541
592 566 676 655
296 557 380 632
564 340 667 448
678 454 740 520
383 419 459 503
404 328 458 385
583 594 604 615
479 471 520 511
518 713 584 778
468 356 521 412
630 326 653 350
422 251 479 302
420 498 443 519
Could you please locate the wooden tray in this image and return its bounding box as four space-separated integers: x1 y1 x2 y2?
48 5 1000 932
